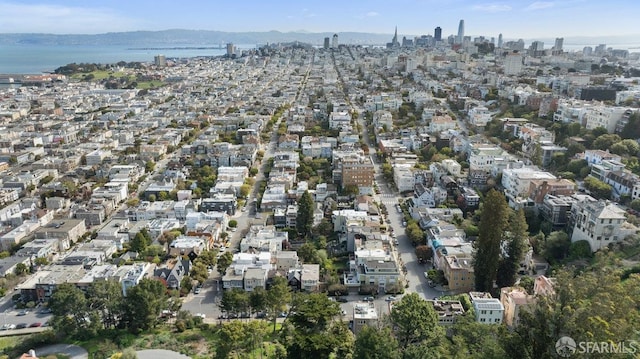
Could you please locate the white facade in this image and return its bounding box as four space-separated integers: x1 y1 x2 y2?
393 164 415 192
503 53 523 75
468 106 491 127
502 167 556 201
571 200 635 252
584 106 628 133
473 298 504 324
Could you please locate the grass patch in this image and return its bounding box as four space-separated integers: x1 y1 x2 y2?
71 70 128 81
136 81 165 89
0 335 31 351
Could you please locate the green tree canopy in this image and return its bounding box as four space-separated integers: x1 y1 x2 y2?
389 293 443 348
474 189 509 292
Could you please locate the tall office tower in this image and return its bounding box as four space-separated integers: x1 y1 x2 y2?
529 41 544 57
324 37 330 49
456 19 464 44
491 37 495 45
595 44 606 56
154 54 166 67
332 33 339 49
553 37 564 51
498 33 503 48
434 26 442 41
226 43 235 57
583 46 593 56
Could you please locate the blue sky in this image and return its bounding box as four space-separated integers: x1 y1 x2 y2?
0 0 638 40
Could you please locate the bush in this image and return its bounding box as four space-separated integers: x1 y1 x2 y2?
327 284 347 296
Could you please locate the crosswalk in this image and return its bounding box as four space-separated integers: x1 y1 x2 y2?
378 193 398 205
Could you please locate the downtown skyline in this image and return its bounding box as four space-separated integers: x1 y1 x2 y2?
0 0 639 40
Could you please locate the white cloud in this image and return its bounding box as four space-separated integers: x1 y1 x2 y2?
0 2 141 34
366 11 379 17
525 1 555 10
472 3 512 13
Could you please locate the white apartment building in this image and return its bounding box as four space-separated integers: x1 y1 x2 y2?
503 53 523 75
428 114 457 133
468 106 491 127
472 298 504 324
393 164 415 192
502 167 556 207
570 199 636 252
584 106 628 133
553 100 592 123
329 111 352 129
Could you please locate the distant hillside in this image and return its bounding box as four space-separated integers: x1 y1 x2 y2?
0 29 393 46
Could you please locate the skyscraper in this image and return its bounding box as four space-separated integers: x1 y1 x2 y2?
324 37 330 49
498 33 503 48
553 37 564 51
226 43 235 57
332 34 338 49
456 19 464 44
434 27 442 42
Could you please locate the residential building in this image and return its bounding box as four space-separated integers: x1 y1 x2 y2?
243 267 268 292
352 302 378 335
471 296 504 324
300 264 320 292
570 199 636 252
341 157 375 195
441 255 474 292
500 287 535 328
428 299 465 325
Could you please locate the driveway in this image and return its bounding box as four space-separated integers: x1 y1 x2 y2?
137 349 191 359
35 344 88 359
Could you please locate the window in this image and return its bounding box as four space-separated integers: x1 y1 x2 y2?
597 236 601 241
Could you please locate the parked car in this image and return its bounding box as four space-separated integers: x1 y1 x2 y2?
363 296 375 302
29 322 42 328
17 310 29 316
336 297 348 303
16 323 27 329
5 324 15 330
385 296 397 302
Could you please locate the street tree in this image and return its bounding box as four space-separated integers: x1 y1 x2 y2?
217 251 233 275
266 276 291 331
249 286 267 314
219 288 250 316
474 189 509 292
189 261 208 285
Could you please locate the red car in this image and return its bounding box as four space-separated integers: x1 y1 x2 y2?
29 322 42 328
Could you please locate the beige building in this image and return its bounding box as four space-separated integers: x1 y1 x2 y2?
500 287 535 328
441 255 474 292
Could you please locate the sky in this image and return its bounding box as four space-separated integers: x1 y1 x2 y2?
0 0 638 40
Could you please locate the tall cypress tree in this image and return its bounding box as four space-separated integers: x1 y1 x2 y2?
496 208 529 287
296 190 314 238
474 189 509 292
